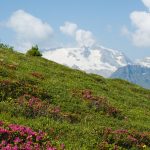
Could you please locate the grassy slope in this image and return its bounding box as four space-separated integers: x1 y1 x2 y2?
0 49 150 149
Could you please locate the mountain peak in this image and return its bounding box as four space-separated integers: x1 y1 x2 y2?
43 46 132 77
136 57 150 68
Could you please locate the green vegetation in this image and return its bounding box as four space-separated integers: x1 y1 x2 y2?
0 43 14 51
26 45 42 56
0 47 150 149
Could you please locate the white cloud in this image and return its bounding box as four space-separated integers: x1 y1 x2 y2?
142 0 150 9
60 22 78 36
122 0 150 47
60 22 95 47
130 11 150 31
130 11 150 47
7 10 53 51
75 29 95 47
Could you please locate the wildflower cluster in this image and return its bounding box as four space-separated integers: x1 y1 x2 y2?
81 89 123 118
0 120 62 150
17 94 49 118
99 128 150 149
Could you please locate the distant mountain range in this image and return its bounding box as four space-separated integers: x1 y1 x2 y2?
43 46 132 77
111 65 150 89
136 57 150 68
42 46 150 89
111 57 150 89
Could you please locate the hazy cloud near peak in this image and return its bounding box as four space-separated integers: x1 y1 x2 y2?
60 21 95 47
60 22 78 36
7 9 53 51
75 29 95 47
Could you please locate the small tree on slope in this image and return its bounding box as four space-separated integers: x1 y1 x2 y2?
26 45 42 57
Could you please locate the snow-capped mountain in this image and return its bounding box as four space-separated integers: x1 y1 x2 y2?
136 57 150 68
42 46 132 77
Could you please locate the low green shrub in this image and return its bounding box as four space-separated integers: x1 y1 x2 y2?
26 45 42 57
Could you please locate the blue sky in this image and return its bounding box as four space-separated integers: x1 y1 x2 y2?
0 0 150 60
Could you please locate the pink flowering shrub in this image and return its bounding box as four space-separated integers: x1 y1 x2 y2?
17 94 49 118
0 120 65 150
99 128 150 149
81 89 124 119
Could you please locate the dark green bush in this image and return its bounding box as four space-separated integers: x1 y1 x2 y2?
26 45 42 56
0 43 14 51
